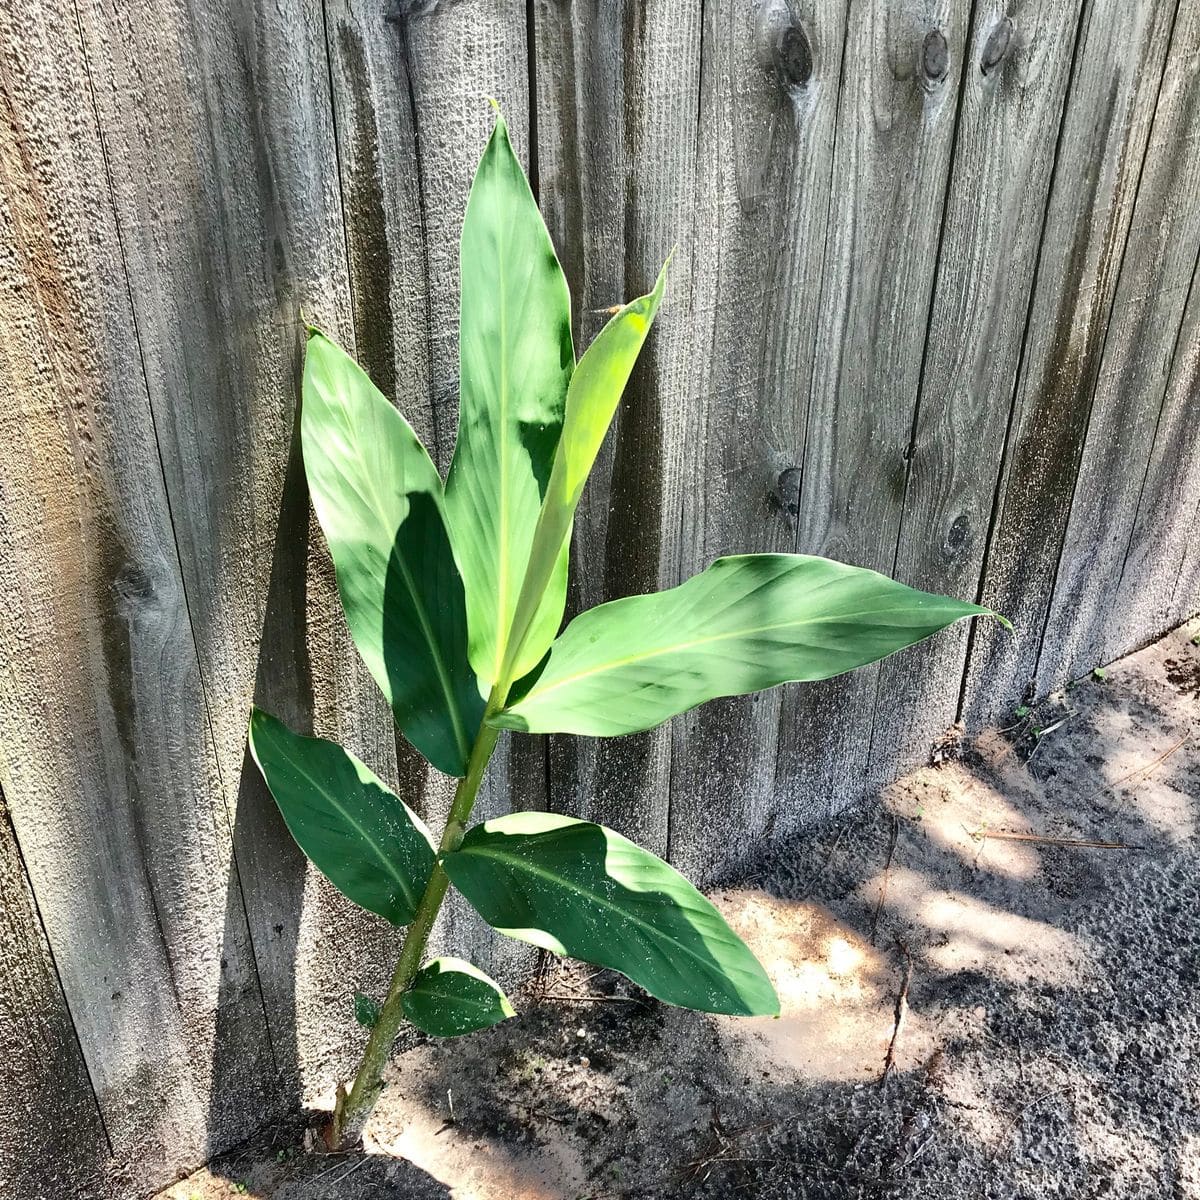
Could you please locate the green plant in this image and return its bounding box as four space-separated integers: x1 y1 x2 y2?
249 110 1004 1149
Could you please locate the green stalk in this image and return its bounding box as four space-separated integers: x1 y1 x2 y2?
328 688 503 1149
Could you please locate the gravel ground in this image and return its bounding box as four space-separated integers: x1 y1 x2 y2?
161 618 1200 1200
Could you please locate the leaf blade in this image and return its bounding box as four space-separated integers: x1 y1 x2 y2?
442 812 778 1017
492 554 1001 735
248 708 437 925
445 114 575 691
401 957 516 1038
499 264 668 686
302 329 483 776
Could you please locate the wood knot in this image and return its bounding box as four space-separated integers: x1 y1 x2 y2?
922 28 949 83
772 467 803 519
981 18 1013 75
945 514 970 553
774 23 813 89
112 562 157 610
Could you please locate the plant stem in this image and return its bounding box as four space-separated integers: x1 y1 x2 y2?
328 691 503 1148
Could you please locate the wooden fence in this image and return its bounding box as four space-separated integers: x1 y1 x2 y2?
2 0 1198 1193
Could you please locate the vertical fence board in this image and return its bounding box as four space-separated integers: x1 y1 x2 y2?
0 0 275 1180
1110 253 1200 643
773 0 969 823
962 0 1178 723
867 0 1083 784
69 0 410 1119
1038 3 1200 690
534 0 704 856
0 789 111 1199
667 0 849 878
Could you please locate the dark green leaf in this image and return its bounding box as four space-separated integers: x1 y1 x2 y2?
445 114 574 692
354 992 382 1029
493 554 1003 735
248 708 436 924
401 957 516 1038
302 329 483 776
442 813 778 1016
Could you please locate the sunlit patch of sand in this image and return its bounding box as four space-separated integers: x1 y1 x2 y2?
714 889 936 1082
894 765 1045 881
873 867 1089 986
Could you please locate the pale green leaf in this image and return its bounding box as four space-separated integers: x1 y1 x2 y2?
248 708 437 924
500 263 668 687
444 115 574 693
493 554 1002 735
302 330 482 776
442 812 778 1017
401 957 515 1038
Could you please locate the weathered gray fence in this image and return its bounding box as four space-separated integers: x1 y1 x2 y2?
1 0 1197 1194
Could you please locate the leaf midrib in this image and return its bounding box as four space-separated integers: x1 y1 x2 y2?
283 751 425 917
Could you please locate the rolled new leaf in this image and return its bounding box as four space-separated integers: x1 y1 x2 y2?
442 812 779 1017
444 113 575 693
248 708 437 924
499 263 668 687
492 554 1004 736
401 957 515 1038
303 330 483 776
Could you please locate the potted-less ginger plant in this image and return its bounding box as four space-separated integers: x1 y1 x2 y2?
249 108 1003 1149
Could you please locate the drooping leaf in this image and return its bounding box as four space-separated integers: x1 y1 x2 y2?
493 554 1003 736
442 813 778 1016
248 708 437 924
444 114 575 693
500 263 668 687
401 957 516 1038
302 329 483 776
354 992 382 1029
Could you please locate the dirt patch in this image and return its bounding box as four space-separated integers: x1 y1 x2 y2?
161 619 1200 1199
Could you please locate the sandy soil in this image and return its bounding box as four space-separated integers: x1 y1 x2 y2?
160 618 1200 1200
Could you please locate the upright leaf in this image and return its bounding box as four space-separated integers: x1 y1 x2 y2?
248 708 437 925
500 264 668 686
401 958 515 1038
444 115 575 692
493 554 1003 735
302 330 482 776
443 812 779 1017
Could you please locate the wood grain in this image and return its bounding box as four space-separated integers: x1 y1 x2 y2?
1038 1 1200 689
962 0 1179 724
868 0 1084 787
0 787 113 1199
0 0 275 1180
773 0 969 832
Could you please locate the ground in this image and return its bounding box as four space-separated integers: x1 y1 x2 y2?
160 619 1200 1200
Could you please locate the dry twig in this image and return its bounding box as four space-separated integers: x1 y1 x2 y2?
880 939 913 1087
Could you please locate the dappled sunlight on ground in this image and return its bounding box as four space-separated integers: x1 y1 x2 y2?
716 890 933 1082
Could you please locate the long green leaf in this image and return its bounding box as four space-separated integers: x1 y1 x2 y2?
442 812 778 1016
493 554 1003 735
499 263 668 687
302 329 482 776
401 957 515 1038
248 708 437 925
444 114 575 693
